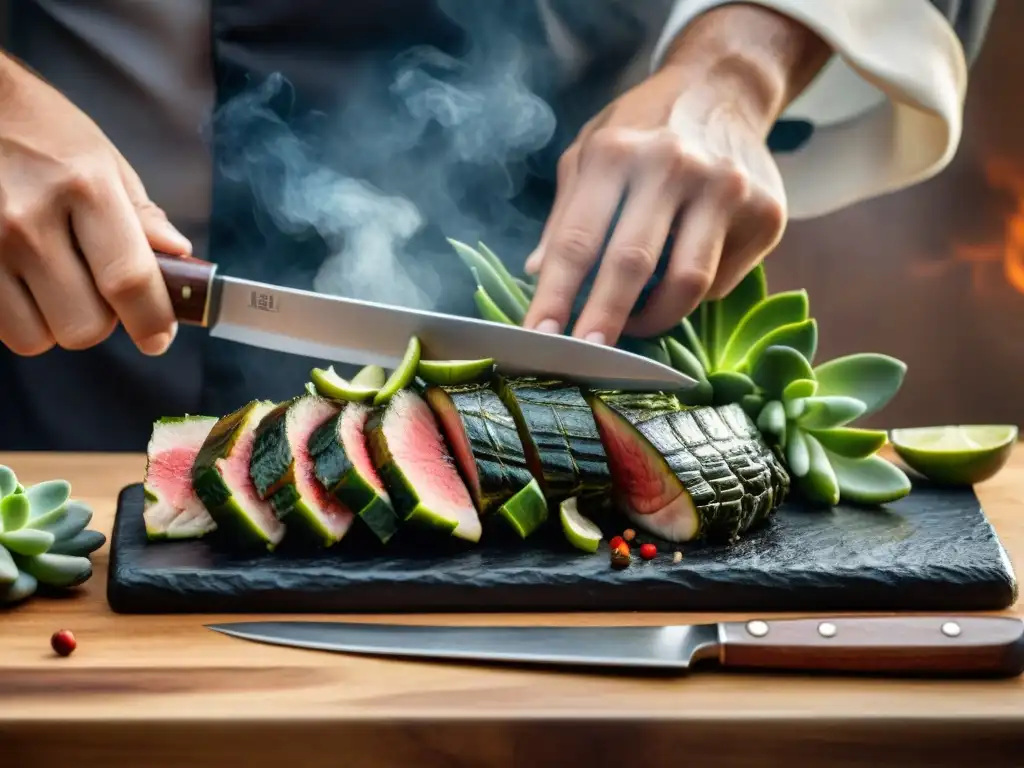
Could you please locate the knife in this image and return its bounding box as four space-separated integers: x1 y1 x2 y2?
155 253 697 392
206 616 1024 678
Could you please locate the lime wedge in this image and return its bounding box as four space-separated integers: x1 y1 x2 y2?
890 424 1018 485
497 479 549 538
559 496 603 553
352 365 387 389
309 366 379 402
417 357 495 385
374 336 421 406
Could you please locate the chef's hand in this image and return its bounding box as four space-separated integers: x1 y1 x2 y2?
523 3 831 345
0 52 191 357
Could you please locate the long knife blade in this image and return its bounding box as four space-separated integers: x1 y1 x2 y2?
207 621 721 671
157 254 697 392
206 617 1024 678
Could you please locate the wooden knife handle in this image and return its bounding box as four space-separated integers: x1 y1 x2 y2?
155 252 218 327
719 616 1024 678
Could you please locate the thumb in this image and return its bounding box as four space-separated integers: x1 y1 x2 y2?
117 153 193 256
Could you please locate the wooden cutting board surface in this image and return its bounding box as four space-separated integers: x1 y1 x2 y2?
0 450 1022 767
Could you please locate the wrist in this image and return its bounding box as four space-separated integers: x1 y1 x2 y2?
658 3 832 131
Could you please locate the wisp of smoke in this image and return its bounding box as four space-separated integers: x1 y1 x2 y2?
209 2 558 313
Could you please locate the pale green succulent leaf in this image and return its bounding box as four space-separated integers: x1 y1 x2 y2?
757 400 787 437
0 570 37 604
0 466 16 499
750 344 814 400
800 433 841 505
666 318 712 372
785 429 811 477
25 479 71 519
36 500 92 541
783 378 818 401
812 353 907 417
48 529 106 557
809 427 889 459
698 265 768 369
718 291 809 371
513 277 535 300
450 239 527 322
0 528 55 556
0 545 16 584
0 493 31 533
664 336 709 383
621 336 672 367
826 451 912 505
736 319 818 375
797 395 868 430
708 371 756 405
15 552 92 588
785 396 807 420
473 285 515 325
25 505 68 533
475 241 533 311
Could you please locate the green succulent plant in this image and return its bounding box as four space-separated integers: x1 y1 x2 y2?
0 465 106 606
448 239 913 507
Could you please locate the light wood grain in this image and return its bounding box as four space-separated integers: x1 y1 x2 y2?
0 449 1021 767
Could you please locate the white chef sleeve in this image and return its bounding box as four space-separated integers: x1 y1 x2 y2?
650 0 968 219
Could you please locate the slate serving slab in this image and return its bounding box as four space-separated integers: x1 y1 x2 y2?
106 481 1018 614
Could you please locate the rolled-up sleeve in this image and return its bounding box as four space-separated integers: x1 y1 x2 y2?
651 0 986 219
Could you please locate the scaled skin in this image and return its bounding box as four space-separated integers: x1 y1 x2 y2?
523 3 833 346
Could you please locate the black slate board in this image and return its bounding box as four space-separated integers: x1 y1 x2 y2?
106 482 1018 614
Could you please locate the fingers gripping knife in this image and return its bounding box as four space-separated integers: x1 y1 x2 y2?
155 253 699 392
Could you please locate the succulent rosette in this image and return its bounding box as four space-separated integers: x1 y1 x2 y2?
451 240 912 507
0 465 106 605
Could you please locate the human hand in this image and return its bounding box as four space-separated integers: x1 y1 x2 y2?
523 4 830 345
0 54 192 357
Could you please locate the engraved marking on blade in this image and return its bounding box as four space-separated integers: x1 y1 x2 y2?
181 285 192 300
941 621 962 638
817 622 837 638
746 620 769 638
249 291 280 312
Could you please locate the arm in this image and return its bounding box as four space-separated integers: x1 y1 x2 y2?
651 0 992 218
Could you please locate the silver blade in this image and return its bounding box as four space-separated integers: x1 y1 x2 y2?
206 621 721 672
206 276 697 392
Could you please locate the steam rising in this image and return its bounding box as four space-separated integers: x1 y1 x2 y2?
210 3 558 311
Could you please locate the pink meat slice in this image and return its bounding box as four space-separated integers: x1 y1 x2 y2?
290 396 354 540
216 401 287 546
384 390 481 542
591 398 699 542
143 416 218 539
340 403 390 500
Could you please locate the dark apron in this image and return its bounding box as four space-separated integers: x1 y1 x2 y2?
0 0 807 451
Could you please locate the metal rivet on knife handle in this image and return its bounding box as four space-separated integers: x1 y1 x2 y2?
745 620 769 637
817 622 837 638
941 621 962 638
155 251 218 327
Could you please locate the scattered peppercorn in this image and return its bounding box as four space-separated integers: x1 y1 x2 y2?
610 545 631 570
622 528 636 542
50 629 76 657
639 543 657 560
672 551 683 564
608 535 624 549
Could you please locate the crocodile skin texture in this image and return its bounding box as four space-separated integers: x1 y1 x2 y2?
107 481 1017 614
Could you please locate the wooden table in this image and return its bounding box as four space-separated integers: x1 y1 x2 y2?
0 450 1021 767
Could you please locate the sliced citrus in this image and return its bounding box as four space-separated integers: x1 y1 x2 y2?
373 336 422 406
417 357 495 385
890 424 1018 486
352 364 387 389
309 366 379 402
497 479 549 539
559 496 603 553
